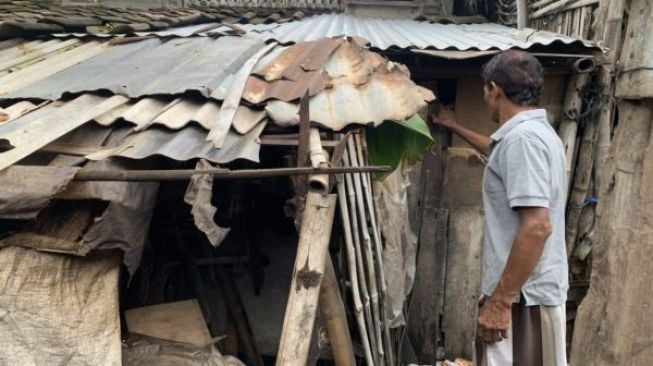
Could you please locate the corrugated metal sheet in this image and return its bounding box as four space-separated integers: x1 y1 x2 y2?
86 122 266 164
5 36 265 100
242 14 597 51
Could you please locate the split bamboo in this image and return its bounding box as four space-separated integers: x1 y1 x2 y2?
354 133 394 366
343 152 380 365
336 173 374 366
347 139 385 365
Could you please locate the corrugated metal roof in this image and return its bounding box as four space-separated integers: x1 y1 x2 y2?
4 36 265 100
242 14 597 51
0 34 432 169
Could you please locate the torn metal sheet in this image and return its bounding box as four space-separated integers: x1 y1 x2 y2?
0 94 129 171
0 165 79 220
0 246 122 366
87 121 267 164
184 160 230 248
266 65 434 131
5 37 265 101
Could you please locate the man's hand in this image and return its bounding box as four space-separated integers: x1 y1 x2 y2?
430 106 458 130
477 296 511 344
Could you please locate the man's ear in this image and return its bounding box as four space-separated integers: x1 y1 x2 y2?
490 82 506 101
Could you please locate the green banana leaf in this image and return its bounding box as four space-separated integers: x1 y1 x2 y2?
366 114 434 180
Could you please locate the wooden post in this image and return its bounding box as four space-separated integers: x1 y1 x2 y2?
319 257 356 366
276 192 337 366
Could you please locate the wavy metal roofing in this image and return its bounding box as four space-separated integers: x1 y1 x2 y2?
242 14 597 51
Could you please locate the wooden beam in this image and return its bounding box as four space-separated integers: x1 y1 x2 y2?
276 192 337 366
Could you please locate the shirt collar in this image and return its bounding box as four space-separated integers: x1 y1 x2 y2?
490 109 548 143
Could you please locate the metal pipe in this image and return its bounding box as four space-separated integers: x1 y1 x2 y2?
571 57 597 73
73 165 391 182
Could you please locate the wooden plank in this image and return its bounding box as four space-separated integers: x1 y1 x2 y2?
207 42 277 148
441 147 485 360
0 94 129 171
125 299 211 346
276 192 337 366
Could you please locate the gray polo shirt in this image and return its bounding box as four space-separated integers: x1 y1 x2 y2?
482 109 568 306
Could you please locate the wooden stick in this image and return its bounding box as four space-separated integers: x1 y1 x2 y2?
319 256 357 366
347 139 385 365
336 172 374 365
72 166 391 182
354 133 394 366
343 152 379 365
217 267 265 366
276 192 337 366
558 73 591 203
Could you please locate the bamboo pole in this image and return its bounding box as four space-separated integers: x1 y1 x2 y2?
276 192 337 366
320 257 357 366
354 133 394 366
594 0 627 194
530 0 573 19
558 73 591 203
309 128 330 193
72 166 391 182
336 173 374 366
346 139 385 365
565 115 598 257
516 0 529 28
343 152 380 365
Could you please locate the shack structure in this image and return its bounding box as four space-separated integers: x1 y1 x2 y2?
0 1 598 364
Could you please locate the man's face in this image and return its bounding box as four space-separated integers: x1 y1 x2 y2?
483 83 501 123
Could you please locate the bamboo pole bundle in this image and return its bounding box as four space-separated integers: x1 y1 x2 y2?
343 152 380 365
565 116 598 257
558 73 591 203
336 173 374 366
531 0 573 19
346 139 385 365
354 133 394 366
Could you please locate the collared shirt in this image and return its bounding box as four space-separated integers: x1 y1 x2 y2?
482 109 568 306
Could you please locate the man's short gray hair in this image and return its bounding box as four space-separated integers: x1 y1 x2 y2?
481 50 544 106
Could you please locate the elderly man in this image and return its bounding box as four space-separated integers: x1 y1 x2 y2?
432 50 568 366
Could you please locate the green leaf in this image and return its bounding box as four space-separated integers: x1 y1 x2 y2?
366 114 434 180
